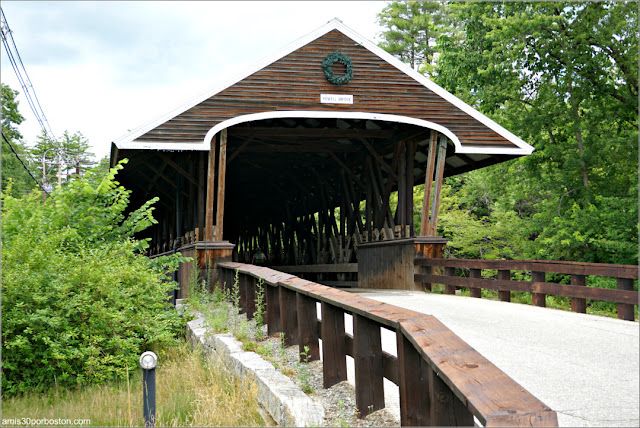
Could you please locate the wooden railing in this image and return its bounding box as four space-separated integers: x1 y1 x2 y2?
217 262 558 427
272 263 358 288
415 258 639 321
148 228 202 257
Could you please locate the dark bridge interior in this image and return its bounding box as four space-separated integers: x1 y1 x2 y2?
116 117 518 265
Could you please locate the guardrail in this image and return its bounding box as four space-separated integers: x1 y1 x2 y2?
415 258 638 321
217 262 558 427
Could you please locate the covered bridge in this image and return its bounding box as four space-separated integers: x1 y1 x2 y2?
110 18 533 294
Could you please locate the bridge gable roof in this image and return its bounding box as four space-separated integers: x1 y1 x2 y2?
112 18 532 156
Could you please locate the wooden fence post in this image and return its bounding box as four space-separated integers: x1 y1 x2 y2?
498 269 511 302
238 273 248 315
245 275 256 320
617 278 635 321
428 366 474 426
570 274 587 314
397 332 431 425
444 267 456 295
296 293 320 361
266 285 282 335
469 268 482 298
532 271 546 307
321 302 347 388
353 314 385 417
423 264 433 292
279 287 299 347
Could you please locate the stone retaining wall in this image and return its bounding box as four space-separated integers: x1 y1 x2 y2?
184 308 325 427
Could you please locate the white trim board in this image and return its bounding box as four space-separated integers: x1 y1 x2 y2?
116 110 531 155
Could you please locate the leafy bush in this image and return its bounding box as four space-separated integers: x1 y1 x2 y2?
1 161 186 396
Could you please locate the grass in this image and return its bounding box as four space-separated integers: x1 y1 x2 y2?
1 340 266 427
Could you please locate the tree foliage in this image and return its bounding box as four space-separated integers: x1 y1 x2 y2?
378 1 638 264
1 161 186 396
376 0 453 74
31 129 96 188
1 83 36 196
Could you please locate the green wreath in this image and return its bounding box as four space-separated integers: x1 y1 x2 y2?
322 51 353 85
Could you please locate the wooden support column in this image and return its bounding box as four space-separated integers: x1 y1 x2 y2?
353 314 384 416
205 134 217 241
279 287 298 347
406 140 416 237
321 302 347 388
420 131 437 236
428 136 447 236
397 142 407 237
296 293 320 361
215 128 228 240
419 132 448 236
197 152 206 233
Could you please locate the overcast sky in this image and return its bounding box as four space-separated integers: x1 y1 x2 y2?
1 1 387 160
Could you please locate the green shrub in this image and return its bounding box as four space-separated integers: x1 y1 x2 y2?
1 161 186 396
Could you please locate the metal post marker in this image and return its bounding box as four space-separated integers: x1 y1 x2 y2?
139 351 158 427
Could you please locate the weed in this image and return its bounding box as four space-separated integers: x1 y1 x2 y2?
278 332 288 361
297 345 313 394
253 276 266 340
335 399 350 427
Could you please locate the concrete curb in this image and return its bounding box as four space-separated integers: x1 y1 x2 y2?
183 309 325 427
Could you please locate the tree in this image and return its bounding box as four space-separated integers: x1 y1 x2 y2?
1 83 36 196
377 0 453 74
433 1 638 264
1 160 186 396
31 129 96 189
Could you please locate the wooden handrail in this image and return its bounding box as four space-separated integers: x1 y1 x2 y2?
415 257 639 279
217 262 558 427
415 257 638 321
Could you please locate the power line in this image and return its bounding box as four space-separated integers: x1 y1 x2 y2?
1 7 57 143
2 131 49 195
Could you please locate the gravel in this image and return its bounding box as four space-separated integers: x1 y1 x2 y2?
257 333 400 427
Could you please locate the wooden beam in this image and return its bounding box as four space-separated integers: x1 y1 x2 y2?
205 134 217 241
328 152 364 189
157 152 198 187
215 128 228 240
406 140 417 236
420 131 438 236
237 143 358 153
228 127 395 139
143 161 176 188
428 136 448 236
398 142 407 235
227 136 255 163
197 151 205 233
358 136 398 181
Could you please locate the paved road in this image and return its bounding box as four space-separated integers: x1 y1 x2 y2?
341 290 639 427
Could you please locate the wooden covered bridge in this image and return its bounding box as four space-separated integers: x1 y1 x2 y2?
111 19 637 427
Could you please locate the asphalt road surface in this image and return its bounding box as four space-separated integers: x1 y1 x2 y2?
339 290 639 427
